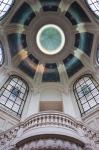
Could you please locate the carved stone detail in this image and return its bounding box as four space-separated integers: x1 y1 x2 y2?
17 138 83 150
0 112 98 150
84 143 95 150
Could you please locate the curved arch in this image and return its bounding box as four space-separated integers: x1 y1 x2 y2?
73 74 99 116
0 75 29 116
7 1 94 80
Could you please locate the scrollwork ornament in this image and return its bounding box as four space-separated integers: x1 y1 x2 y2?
84 143 95 150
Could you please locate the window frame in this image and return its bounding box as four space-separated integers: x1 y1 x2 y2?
73 74 99 116
0 75 29 116
0 41 4 66
85 0 99 18
0 0 15 21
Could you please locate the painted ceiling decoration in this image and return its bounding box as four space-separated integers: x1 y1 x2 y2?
7 33 39 79
42 63 60 82
7 33 27 57
6 0 94 81
63 54 84 78
11 2 36 26
18 54 39 79
74 32 94 56
39 0 61 11
65 2 91 25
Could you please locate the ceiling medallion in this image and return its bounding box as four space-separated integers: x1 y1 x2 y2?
36 24 65 55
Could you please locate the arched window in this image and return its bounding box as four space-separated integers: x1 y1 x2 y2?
0 42 4 66
86 0 99 17
0 0 14 20
0 75 29 116
73 75 99 116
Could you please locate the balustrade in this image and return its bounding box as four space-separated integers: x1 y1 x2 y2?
0 111 98 150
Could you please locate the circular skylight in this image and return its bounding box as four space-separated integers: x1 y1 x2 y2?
86 0 99 17
36 24 65 55
0 0 14 20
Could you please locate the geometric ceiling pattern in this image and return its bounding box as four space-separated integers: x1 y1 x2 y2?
2 0 95 82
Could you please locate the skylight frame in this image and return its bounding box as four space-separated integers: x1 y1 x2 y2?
0 0 15 20
0 75 29 116
73 74 99 116
0 42 4 66
86 0 99 18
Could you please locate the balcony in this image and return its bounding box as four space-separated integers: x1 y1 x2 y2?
0 111 98 150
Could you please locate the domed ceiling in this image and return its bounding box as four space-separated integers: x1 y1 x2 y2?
4 0 95 82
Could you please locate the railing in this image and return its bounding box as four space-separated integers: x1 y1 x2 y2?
23 111 78 132
0 111 98 150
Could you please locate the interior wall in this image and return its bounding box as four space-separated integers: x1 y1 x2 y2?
24 85 81 119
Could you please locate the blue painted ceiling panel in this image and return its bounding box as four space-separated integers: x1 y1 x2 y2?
74 32 94 56
39 0 61 11
63 54 84 77
7 33 27 57
28 54 39 64
11 2 35 25
42 63 60 82
65 2 91 25
18 56 39 79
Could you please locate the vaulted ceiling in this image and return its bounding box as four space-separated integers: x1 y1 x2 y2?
0 0 98 84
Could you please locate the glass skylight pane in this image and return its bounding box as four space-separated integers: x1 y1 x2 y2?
83 103 90 111
86 0 99 17
6 85 12 91
0 76 28 116
74 75 99 116
95 95 99 103
1 96 7 104
0 0 14 20
89 100 96 107
3 90 10 97
3 0 9 3
3 5 10 12
10 81 16 86
80 97 87 104
15 98 21 105
0 3 5 11
9 94 16 101
6 100 13 108
19 93 24 99
0 43 4 65
12 104 19 112
0 55 2 62
13 78 18 82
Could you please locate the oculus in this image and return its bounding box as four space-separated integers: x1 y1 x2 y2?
36 24 65 55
